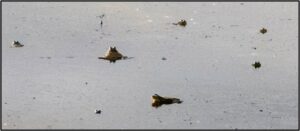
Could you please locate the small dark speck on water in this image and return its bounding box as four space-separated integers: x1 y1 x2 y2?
259 109 263 112
33 97 36 100
252 47 257 50
85 82 88 85
4 102 7 104
260 28 267 34
95 110 101 114
252 61 261 69
161 57 167 60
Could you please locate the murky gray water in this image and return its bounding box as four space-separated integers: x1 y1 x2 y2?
2 2 298 129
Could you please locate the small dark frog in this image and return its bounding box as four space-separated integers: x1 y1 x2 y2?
173 19 187 27
95 109 101 114
10 41 24 48
98 46 133 63
260 28 267 34
252 61 261 69
152 94 182 108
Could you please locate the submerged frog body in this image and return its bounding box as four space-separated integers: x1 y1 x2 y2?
152 94 182 108
173 19 187 27
10 41 24 48
98 46 131 63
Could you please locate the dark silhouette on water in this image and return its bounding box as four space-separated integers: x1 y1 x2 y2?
252 61 261 69
152 94 182 108
10 41 24 48
260 28 267 34
98 46 133 63
173 19 187 27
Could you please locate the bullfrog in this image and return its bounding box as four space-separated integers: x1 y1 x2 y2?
10 41 24 48
98 46 131 63
173 19 187 27
152 94 182 108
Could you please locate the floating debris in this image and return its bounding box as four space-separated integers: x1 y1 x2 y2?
252 61 261 69
95 109 101 114
10 41 24 48
161 57 167 60
173 19 187 27
252 47 257 50
260 28 267 34
259 109 263 112
152 94 182 108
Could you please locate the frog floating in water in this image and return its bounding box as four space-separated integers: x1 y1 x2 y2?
252 61 261 69
152 94 182 108
173 19 187 27
10 41 24 48
260 28 267 34
98 46 132 63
